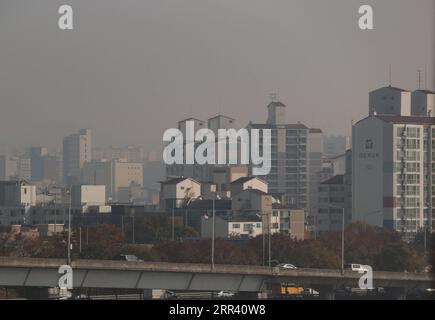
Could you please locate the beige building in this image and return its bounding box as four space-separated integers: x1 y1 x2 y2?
81 159 143 202
230 177 268 196
210 165 248 198
0 156 18 181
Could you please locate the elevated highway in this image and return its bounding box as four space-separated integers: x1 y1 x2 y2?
0 257 433 298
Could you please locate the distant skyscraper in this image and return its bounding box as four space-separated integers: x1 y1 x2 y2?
63 129 92 185
30 146 48 181
323 135 349 158
308 128 323 222
17 157 31 181
0 155 18 181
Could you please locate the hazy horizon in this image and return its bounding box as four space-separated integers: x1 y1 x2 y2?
1 0 434 155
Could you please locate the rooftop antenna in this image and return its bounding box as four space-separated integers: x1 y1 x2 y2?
424 64 428 90
418 69 423 89
188 105 193 118
388 64 392 87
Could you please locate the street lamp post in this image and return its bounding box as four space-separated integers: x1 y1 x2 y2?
67 186 72 265
211 198 215 270
268 213 271 268
341 207 345 275
172 198 175 241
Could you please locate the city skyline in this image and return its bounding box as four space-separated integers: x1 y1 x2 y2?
0 0 434 154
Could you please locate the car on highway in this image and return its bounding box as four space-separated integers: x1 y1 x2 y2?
215 290 235 298
344 263 363 271
115 254 143 262
163 290 177 299
277 263 298 270
69 294 89 300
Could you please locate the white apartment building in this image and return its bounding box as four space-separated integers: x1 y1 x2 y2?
248 100 320 212
353 86 434 241
201 214 264 239
165 115 242 183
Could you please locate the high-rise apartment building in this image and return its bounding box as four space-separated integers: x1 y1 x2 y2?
63 129 92 185
166 118 208 182
248 101 312 210
166 115 242 184
353 86 434 241
17 157 31 181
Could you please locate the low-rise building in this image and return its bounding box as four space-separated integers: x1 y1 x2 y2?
159 177 201 212
230 177 268 196
201 213 263 239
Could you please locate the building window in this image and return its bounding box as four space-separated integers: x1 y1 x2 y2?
232 223 240 229
243 224 253 232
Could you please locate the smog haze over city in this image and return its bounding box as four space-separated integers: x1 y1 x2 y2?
0 0 434 305
0 0 434 154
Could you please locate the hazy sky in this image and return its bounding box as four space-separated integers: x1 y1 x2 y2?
0 0 434 154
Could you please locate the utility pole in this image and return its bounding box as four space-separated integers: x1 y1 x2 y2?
67 186 72 265
172 198 175 241
211 198 215 270
268 213 271 268
341 207 345 275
